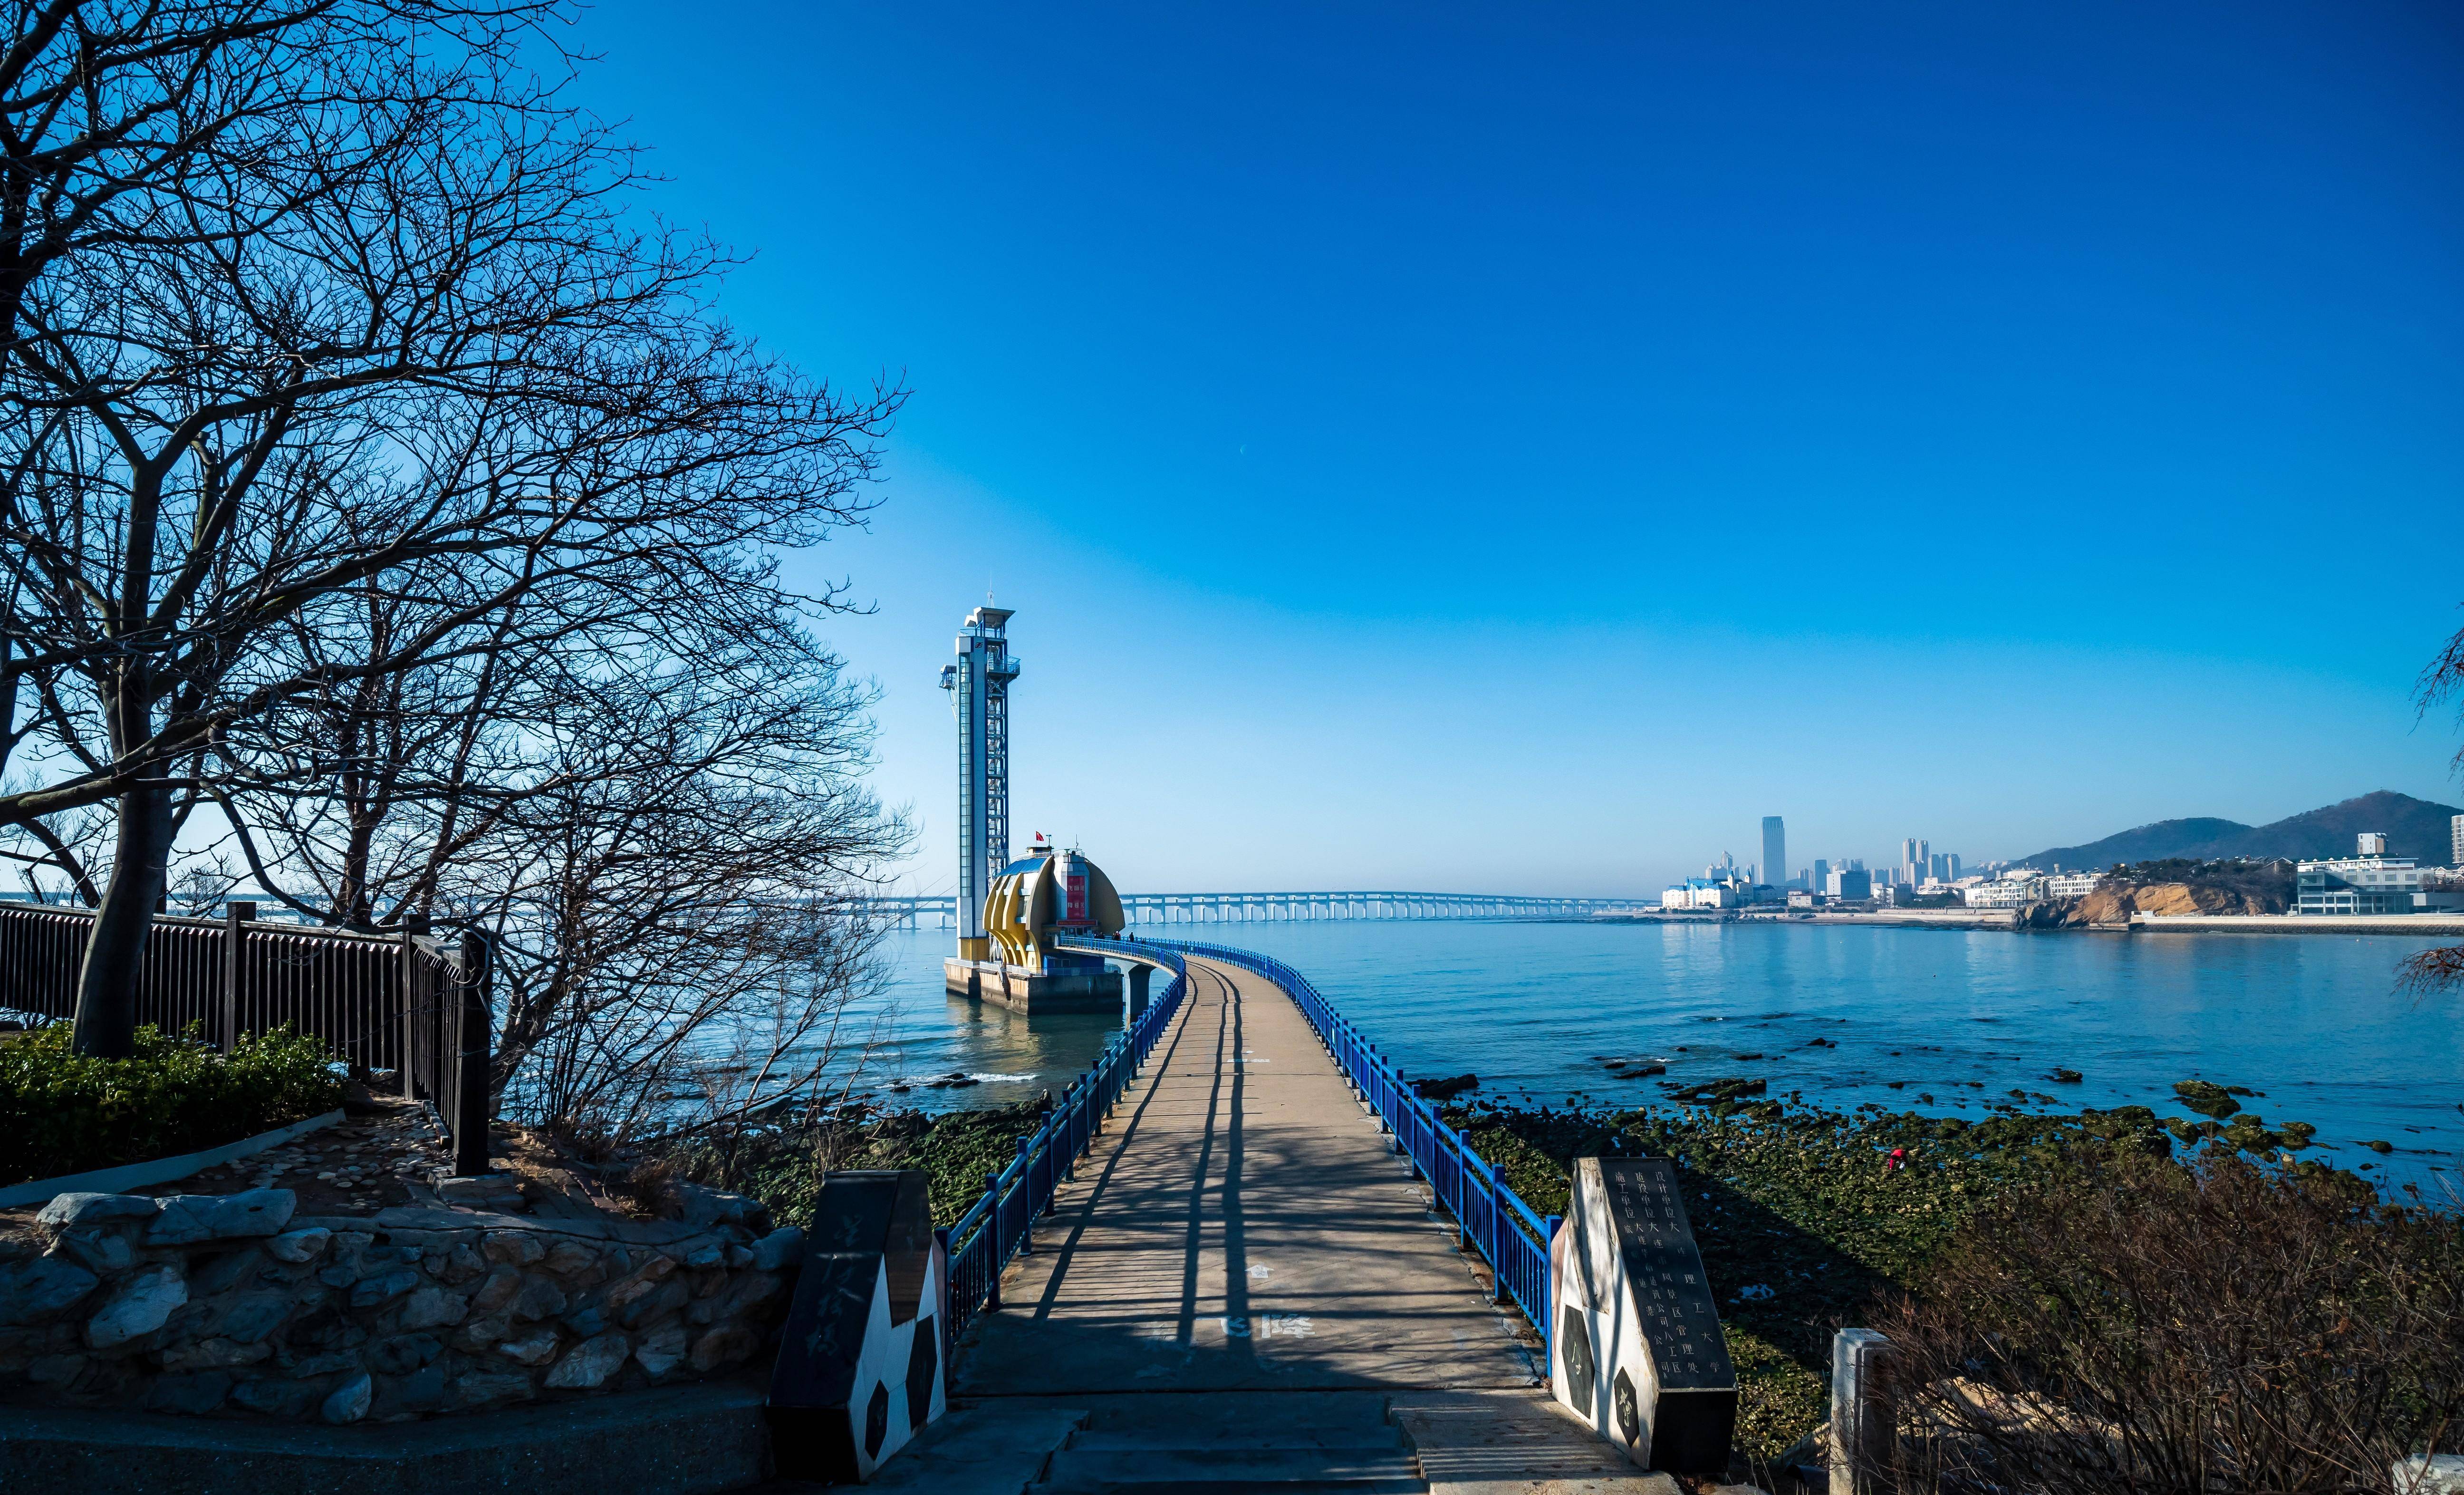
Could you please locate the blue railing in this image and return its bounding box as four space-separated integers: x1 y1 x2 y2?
941 938 1189 1339
1144 938 1561 1358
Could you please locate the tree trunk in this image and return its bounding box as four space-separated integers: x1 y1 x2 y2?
71 779 175 1057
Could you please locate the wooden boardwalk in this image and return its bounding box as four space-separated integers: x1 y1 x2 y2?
922 956 1687 1495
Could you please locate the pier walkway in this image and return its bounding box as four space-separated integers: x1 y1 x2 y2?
890 957 1686 1494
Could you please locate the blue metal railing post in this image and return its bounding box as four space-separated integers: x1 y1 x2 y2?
1015 1136 1036 1252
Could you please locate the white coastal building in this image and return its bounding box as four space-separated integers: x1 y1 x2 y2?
1964 872 2046 909
2297 835 2423 915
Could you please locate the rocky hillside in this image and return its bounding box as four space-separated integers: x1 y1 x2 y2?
2020 790 2461 869
2022 879 2288 927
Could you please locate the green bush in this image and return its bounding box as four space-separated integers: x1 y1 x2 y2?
0 1023 343 1186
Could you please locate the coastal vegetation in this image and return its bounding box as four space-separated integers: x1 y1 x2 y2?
1865 1154 2464 1495
1434 1086 2460 1480
642 1099 1054 1232
0 1023 340 1186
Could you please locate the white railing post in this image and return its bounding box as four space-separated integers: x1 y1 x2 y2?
1830 1328 1892 1495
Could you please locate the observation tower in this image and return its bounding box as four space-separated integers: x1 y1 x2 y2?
939 605 1020 962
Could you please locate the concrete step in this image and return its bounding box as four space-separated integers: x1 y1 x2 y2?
1037 1447 1423 1486
1032 1483 1424 1495
1388 1389 1687 1495
1063 1428 1412 1454
864 1402 1091 1493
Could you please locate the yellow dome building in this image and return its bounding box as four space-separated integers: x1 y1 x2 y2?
944 837 1133 1015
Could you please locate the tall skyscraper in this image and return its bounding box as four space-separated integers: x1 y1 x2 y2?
1761 817 1785 892
2452 813 2463 868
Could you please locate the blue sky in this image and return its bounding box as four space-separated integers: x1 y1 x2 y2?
565 1 2464 895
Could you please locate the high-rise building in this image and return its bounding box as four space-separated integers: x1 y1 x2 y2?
1761 817 1786 892
1812 858 1830 892
1947 853 1962 881
2454 813 2464 868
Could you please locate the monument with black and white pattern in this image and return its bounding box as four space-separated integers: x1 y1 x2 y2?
1548 1155 1738 1474
766 1170 949 1483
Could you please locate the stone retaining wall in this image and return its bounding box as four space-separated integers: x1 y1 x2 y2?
0 1185 799 1423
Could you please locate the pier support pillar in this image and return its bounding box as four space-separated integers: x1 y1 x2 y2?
1127 964 1151 1022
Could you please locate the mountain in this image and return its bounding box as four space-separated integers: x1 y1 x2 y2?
2019 791 2463 870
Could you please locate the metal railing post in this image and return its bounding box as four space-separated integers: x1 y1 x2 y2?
451 932 491 1177
981 1174 1003 1311
220 901 254 1051
1015 1136 1035 1253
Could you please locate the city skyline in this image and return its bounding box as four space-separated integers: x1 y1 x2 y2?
555 3 2464 896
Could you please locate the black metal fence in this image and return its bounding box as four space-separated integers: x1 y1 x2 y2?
0 901 491 1174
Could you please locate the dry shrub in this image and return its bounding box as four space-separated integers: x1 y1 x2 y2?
612 1157 683 1219
1862 1153 2464 1495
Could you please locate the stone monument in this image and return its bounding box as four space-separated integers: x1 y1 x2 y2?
1548 1156 1738 1474
766 1170 948 1482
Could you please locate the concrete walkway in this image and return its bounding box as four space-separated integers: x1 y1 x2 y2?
936 957 1689 1494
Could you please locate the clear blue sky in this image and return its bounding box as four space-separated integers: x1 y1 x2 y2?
565 1 2464 895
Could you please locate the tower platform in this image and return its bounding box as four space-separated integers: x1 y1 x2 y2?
944 958 1124 1015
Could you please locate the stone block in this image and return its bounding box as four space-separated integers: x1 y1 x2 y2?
690 1323 759 1374
397 1285 467 1331
434 1243 488 1284
497 1328 561 1367
559 1304 608 1337
0 1255 99 1326
542 1241 599 1278
190 1246 268 1295
229 1373 321 1417
49 1226 138 1275
321 1370 373 1424
283 1348 365 1379
617 1277 687 1330
543 1331 631 1389
85 1265 188 1350
366 1332 442 1376
634 1323 687 1379
160 1336 273 1371
451 1312 513 1354
37 1193 162 1232
144 1369 235 1415
450 1368 539 1408
148 1189 296 1245
510 1275 568 1322
349 1269 421 1308
749 1227 803 1272
25 1352 86 1387
211 1289 295 1345
264 1228 332 1264
469 1266 522 1314
372 1363 447 1418
483 1231 546 1266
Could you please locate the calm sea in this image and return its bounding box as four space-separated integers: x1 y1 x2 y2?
847 919 2464 1196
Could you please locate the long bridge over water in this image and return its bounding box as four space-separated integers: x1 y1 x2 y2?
868 889 1643 926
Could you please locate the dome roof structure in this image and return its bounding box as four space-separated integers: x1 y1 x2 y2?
982 844 1125 969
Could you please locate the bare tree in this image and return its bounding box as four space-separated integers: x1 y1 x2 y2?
2404 611 2464 994
200 567 909 1141
0 0 901 1054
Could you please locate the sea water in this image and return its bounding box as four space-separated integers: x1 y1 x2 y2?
849 919 2464 1195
